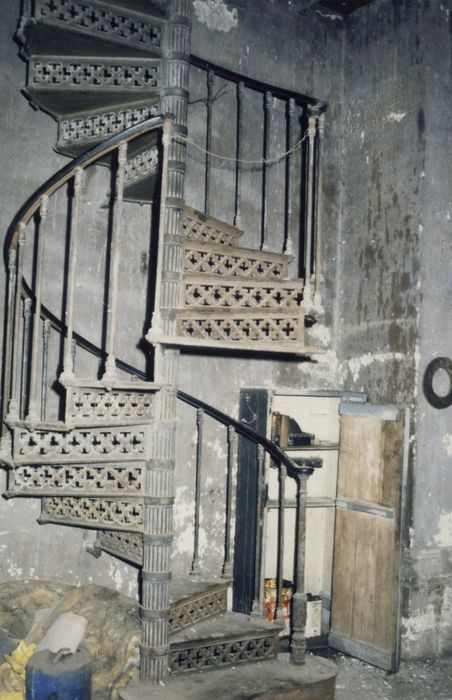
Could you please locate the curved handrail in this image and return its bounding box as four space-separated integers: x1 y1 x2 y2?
190 53 326 110
177 389 303 480
4 114 165 261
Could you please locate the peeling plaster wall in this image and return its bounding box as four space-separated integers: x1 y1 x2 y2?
338 0 452 658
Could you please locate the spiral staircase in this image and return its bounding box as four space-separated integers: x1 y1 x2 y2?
0 1 336 696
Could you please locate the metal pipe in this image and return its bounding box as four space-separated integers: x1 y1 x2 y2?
222 425 236 578
21 298 32 418
261 91 272 251
303 112 317 307
103 141 127 381
284 99 295 257
3 248 17 427
61 167 83 382
27 195 48 422
191 408 204 574
252 444 265 615
41 319 51 420
314 112 325 306
276 463 287 619
205 70 214 215
234 81 244 229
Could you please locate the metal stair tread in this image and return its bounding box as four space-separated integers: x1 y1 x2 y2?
183 206 243 245
25 55 161 119
170 577 230 607
185 239 289 263
22 21 163 62
148 333 323 356
177 307 304 317
183 272 301 287
170 611 283 646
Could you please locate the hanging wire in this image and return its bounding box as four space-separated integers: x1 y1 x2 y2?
173 129 309 166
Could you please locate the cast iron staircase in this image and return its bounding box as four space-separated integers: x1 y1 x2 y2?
1 0 329 692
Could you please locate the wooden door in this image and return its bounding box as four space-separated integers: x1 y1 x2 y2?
329 402 407 671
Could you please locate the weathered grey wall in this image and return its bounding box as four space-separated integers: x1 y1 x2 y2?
336 0 452 658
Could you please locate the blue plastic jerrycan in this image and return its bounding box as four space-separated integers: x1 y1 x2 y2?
26 649 91 700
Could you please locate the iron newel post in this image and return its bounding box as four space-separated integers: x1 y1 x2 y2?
290 456 322 665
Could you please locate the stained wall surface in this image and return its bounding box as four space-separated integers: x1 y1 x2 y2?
0 0 450 660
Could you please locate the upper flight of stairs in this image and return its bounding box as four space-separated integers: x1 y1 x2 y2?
16 0 318 356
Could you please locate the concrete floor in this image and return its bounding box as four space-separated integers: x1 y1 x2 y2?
317 650 452 700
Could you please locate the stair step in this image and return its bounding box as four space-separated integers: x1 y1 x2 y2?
170 612 282 674
94 531 230 631
19 0 164 59
183 207 243 247
56 103 159 157
170 579 230 634
6 462 145 498
184 241 289 281
25 55 161 118
184 275 304 310
121 653 337 700
39 495 145 531
65 384 157 427
176 309 306 346
11 424 149 465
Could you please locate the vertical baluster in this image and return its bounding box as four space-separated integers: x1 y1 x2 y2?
303 111 317 307
191 408 204 575
103 141 127 382
3 248 17 426
21 298 32 418
314 112 325 307
222 425 236 578
276 463 287 619
234 81 244 229
60 167 83 382
261 91 272 251
149 117 173 338
27 195 48 422
8 224 27 421
205 70 214 216
284 99 295 257
290 457 321 665
252 444 265 615
41 320 51 421
71 338 77 373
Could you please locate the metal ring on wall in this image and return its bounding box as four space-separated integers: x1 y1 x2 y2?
422 357 452 409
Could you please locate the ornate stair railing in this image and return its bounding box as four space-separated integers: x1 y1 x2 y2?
189 54 326 308
1 113 168 434
176 389 322 665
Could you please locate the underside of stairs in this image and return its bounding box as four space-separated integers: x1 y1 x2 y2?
0 0 334 696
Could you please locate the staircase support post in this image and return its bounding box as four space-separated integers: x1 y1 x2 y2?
290 458 321 665
140 0 192 686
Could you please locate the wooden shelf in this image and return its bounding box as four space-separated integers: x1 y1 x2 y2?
283 441 339 452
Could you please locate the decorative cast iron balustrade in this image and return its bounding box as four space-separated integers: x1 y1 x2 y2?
1 114 168 430
184 279 304 309
8 462 143 496
184 244 288 280
189 54 326 308
58 106 159 148
176 390 322 665
30 57 161 90
34 0 163 51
